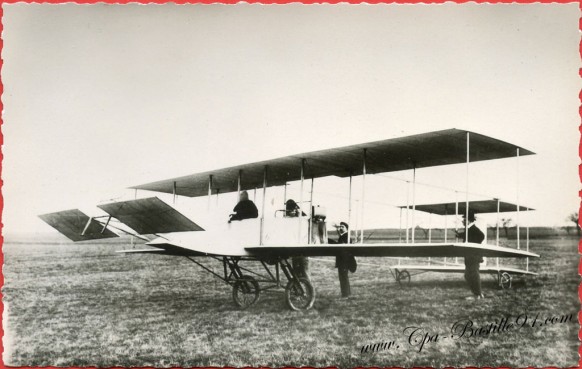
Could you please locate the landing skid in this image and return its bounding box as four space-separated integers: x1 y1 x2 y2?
392 265 529 290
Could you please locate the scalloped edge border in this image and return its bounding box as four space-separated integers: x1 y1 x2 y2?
0 2 578 369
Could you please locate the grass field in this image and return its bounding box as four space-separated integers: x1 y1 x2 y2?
2 236 579 368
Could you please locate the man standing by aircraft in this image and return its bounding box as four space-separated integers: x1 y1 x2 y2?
456 212 485 300
334 222 357 298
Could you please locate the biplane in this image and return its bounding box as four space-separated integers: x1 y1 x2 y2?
39 128 539 310
394 199 537 289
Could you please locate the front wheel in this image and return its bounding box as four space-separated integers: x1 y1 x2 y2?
232 276 260 309
285 277 315 311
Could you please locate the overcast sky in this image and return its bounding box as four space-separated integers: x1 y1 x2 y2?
2 3 580 235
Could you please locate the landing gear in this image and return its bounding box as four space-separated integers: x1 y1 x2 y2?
232 276 260 309
213 256 316 310
285 277 315 311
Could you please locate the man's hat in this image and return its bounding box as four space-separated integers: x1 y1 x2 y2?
285 199 299 210
339 221 349 230
463 211 477 222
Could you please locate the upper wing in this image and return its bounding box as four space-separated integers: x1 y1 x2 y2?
131 129 535 198
245 242 539 259
402 199 534 215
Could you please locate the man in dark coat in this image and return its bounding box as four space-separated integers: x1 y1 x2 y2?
335 222 357 297
228 191 258 222
456 212 485 300
337 222 349 244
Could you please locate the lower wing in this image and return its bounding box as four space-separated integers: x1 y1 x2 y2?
245 242 539 259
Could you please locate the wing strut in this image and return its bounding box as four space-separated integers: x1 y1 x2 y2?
516 147 521 249
298 160 304 243
412 162 416 243
81 217 93 236
348 174 353 244
361 149 367 245
260 166 268 245
465 131 470 242
101 216 112 234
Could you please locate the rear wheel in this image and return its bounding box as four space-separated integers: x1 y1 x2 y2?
396 270 411 286
232 276 260 309
499 272 512 289
285 277 315 311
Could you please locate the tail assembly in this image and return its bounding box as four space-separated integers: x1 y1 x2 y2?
40 197 203 242
97 197 204 234
39 209 119 242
